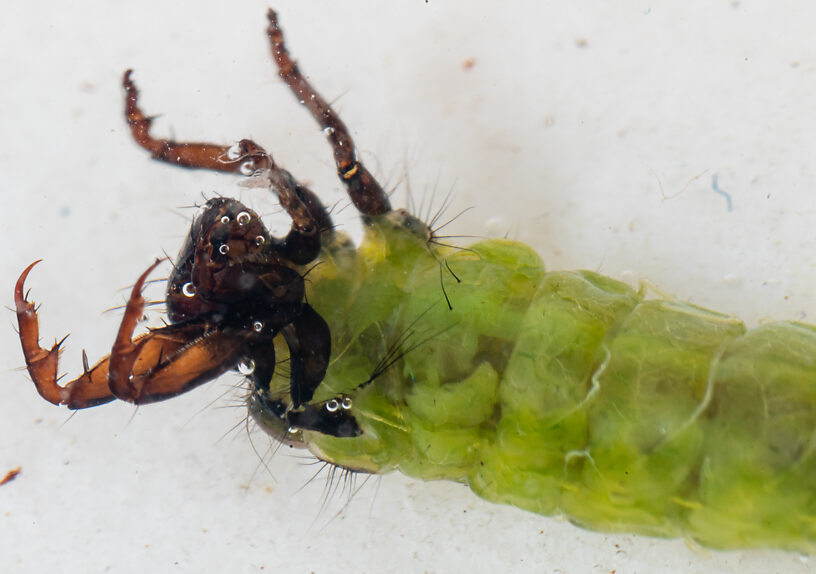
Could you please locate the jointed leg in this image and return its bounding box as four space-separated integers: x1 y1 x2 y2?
15 260 249 409
123 73 331 259
15 259 163 408
266 9 392 217
124 70 252 174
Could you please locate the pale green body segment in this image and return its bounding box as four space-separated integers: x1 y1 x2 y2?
303 212 816 552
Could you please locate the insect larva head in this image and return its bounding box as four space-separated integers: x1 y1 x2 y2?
192 199 268 274
167 198 270 320
165 234 222 323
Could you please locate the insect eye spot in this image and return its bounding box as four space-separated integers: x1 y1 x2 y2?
181 282 196 297
218 244 230 255
341 397 352 410
254 235 265 246
220 215 230 224
252 320 264 332
325 399 340 413
236 211 251 225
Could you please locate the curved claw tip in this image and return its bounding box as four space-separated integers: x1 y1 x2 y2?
132 258 168 294
15 260 43 309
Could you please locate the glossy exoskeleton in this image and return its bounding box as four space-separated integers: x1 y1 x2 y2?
14 9 383 438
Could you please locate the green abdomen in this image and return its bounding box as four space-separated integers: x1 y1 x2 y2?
305 219 816 551
476 270 816 551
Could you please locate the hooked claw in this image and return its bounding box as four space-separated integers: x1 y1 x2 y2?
15 259 253 409
14 260 69 406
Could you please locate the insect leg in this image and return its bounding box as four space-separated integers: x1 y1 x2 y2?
14 260 114 408
123 70 252 174
123 73 332 262
15 260 249 409
281 303 331 407
235 139 329 264
266 9 392 217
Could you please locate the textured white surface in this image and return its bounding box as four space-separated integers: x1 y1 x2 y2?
2 1 816 573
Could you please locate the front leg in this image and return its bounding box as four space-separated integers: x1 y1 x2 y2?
123 70 250 174
15 260 249 409
15 260 112 407
123 75 333 261
266 9 392 217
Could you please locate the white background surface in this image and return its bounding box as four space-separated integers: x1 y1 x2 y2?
2 1 816 573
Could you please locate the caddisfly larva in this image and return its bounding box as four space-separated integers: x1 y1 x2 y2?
12 7 816 557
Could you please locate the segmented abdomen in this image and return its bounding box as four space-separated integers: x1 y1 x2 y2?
305 217 816 551
473 269 816 551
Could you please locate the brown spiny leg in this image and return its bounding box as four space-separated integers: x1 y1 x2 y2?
123 73 332 261
15 260 78 406
105 259 166 401
124 70 250 174
266 9 392 217
15 260 250 409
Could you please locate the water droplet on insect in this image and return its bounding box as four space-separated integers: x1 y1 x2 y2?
226 142 243 160
326 399 339 413
341 397 352 410
240 161 256 176
219 244 230 255
236 211 251 225
182 282 196 297
220 215 230 224
254 235 265 246
288 426 298 434
253 320 264 332
237 359 255 375
323 126 335 136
